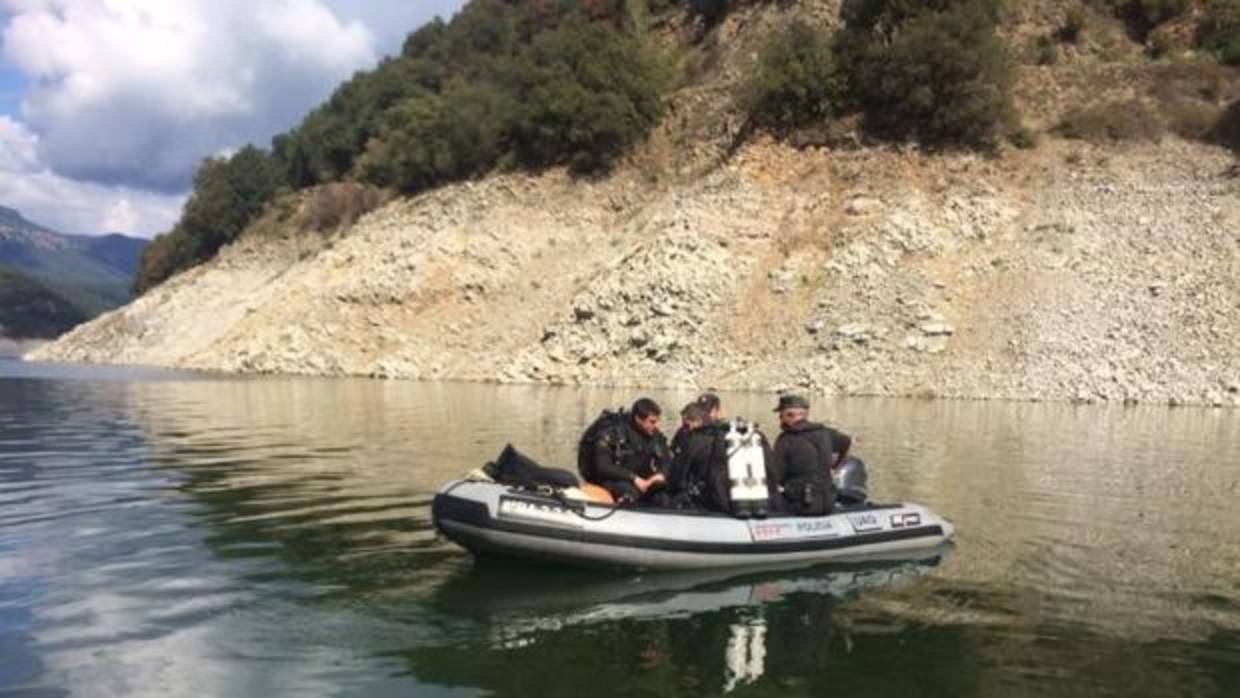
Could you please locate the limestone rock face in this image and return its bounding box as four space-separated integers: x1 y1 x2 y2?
29 138 1240 408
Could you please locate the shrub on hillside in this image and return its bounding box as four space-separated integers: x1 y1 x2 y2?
1213 99 1240 152
358 82 506 192
299 184 391 234
1059 3 1089 43
1090 0 1190 38
1054 100 1163 142
1200 0 1240 65
133 230 193 295
505 17 668 172
1131 0 1190 28
1036 34 1060 65
836 0 1016 148
745 20 842 131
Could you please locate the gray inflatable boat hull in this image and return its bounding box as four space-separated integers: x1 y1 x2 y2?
432 480 954 571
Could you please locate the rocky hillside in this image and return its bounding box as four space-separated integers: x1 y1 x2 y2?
30 1 1240 407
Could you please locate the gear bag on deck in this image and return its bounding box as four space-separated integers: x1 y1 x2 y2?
485 444 579 490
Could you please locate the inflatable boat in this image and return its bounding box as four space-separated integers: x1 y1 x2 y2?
432 479 954 571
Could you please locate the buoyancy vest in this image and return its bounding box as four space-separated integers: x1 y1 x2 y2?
577 408 632 482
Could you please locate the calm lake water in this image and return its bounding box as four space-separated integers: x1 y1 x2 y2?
1 357 1238 697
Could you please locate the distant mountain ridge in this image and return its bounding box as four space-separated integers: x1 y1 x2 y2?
0 266 87 339
0 205 147 338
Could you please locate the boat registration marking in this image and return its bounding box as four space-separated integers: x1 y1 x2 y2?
749 518 839 542
846 512 885 533
497 496 584 529
889 512 921 528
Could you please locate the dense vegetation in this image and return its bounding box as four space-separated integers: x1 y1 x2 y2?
746 20 841 131
135 0 669 293
1201 0 1240 65
748 0 1016 148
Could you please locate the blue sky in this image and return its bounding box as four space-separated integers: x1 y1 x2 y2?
0 61 22 117
0 9 19 117
0 0 465 237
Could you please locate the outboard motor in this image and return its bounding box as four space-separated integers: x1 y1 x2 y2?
724 419 769 518
833 455 869 505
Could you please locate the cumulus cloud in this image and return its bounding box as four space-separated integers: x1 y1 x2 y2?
0 0 463 236
0 115 185 236
0 0 462 192
2 0 372 191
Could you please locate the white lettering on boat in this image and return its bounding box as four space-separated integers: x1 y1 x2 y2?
748 518 839 542
497 497 584 529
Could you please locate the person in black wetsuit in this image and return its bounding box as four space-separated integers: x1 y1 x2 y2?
671 392 723 459
667 402 729 510
769 394 851 516
697 391 723 422
578 397 672 504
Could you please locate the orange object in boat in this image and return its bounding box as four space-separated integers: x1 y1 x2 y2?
579 483 615 505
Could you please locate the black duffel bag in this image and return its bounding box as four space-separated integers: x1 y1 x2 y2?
484 444 579 490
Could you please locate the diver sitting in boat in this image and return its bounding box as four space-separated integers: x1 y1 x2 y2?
671 392 723 459
577 398 672 505
667 402 725 510
668 400 777 517
770 394 851 516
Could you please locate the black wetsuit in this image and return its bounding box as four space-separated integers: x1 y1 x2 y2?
770 420 850 516
669 421 730 511
581 415 671 503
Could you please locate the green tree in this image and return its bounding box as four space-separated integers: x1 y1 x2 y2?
357 82 507 192
836 0 1015 148
506 16 668 172
746 20 842 131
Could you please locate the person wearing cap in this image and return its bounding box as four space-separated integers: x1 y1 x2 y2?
769 394 851 516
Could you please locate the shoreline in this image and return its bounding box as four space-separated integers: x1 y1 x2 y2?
16 354 1238 409
1 338 47 358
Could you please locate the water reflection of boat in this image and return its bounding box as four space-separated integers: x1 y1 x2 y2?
434 549 946 636
426 551 947 694
433 480 954 571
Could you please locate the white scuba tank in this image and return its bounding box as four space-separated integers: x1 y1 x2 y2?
724 419 769 518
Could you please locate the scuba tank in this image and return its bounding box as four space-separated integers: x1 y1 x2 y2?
724 419 769 518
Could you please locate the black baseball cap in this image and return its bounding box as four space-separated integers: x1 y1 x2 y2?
773 394 810 412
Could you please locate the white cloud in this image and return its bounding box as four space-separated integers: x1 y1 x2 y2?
0 112 39 171
1 0 379 191
0 0 464 235
0 115 184 236
101 197 135 232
